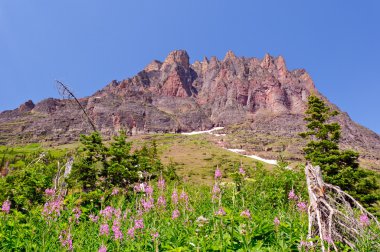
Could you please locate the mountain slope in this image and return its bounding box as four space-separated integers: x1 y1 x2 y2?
1 50 379 168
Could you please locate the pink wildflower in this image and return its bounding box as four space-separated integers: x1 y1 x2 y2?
158 177 165 191
274 217 280 226
72 207 81 221
240 209 251 219
100 206 114 220
324 236 333 244
42 198 63 218
172 209 180 219
127 227 135 239
113 208 122 219
145 185 154 196
1 200 11 214
212 183 221 201
297 201 307 212
288 189 298 201
171 190 178 205
134 182 147 192
134 218 144 229
98 245 107 252
59 230 73 251
152 232 159 240
99 223 110 236
215 167 222 179
112 219 123 240
157 195 166 208
215 207 226 216
239 166 245 176
44 188 55 197
212 183 221 195
359 214 370 226
180 190 189 204
89 214 99 223
111 188 120 196
141 197 154 212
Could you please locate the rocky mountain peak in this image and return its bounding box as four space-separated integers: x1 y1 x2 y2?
261 53 274 69
275 55 287 72
224 50 237 61
163 50 190 68
144 60 162 72
18 100 35 113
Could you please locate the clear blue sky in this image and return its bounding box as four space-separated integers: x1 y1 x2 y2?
0 1 379 133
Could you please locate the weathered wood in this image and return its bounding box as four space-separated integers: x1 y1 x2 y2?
305 163 379 251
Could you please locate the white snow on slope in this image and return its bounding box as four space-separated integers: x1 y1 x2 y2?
180 127 290 168
181 127 225 135
226 149 278 165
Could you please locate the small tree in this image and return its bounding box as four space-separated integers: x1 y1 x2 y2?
69 132 108 191
300 95 379 210
105 130 134 187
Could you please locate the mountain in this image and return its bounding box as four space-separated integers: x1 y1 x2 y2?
1 50 379 169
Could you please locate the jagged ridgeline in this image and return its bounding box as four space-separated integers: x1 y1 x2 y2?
0 50 379 168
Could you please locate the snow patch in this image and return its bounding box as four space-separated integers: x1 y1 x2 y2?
181 127 225 135
226 149 278 165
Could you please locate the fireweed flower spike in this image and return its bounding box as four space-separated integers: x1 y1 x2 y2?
1 200 11 214
112 219 123 240
59 230 73 251
158 176 166 191
171 189 179 205
42 198 63 218
151 232 159 241
180 190 189 203
98 245 107 252
127 227 135 239
274 217 280 226
157 195 166 208
240 209 251 219
99 223 110 236
89 214 99 222
215 207 226 216
100 206 114 220
145 185 154 196
72 207 82 222
297 201 307 212
359 214 370 226
111 188 120 196
239 166 246 176
215 166 222 180
44 188 55 197
141 197 154 212
172 209 180 219
288 189 298 201
134 218 144 229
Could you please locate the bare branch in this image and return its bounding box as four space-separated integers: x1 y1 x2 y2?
56 80 97 132
305 163 380 251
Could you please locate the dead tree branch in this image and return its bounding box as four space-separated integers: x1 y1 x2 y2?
305 163 379 251
56 80 97 132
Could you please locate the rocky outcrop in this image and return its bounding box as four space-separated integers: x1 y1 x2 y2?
0 50 379 167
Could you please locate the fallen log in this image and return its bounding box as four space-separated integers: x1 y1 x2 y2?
305 163 379 251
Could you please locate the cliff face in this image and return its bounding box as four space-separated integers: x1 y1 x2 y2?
1 50 379 167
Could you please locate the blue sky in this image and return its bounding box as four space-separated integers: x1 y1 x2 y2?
0 1 379 133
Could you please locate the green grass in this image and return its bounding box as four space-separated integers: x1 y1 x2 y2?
128 133 274 185
1 165 378 251
0 133 379 251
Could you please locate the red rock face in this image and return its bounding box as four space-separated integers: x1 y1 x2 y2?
0 50 379 167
